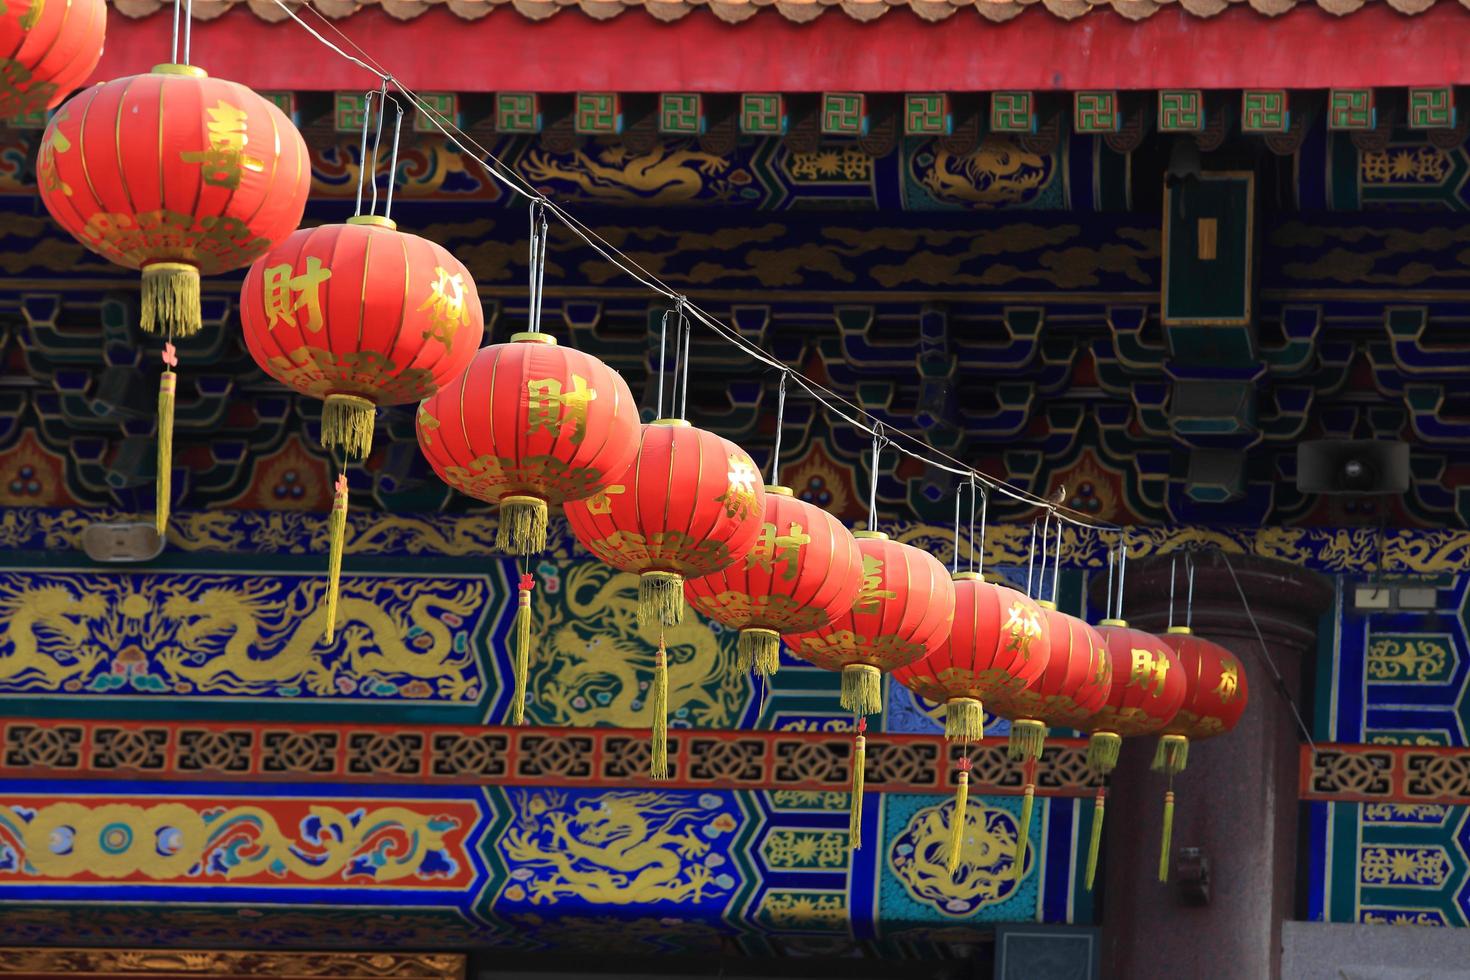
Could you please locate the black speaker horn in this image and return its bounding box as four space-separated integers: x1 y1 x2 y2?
1295 440 1409 495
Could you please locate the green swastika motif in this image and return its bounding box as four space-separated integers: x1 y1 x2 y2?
740 93 786 135
990 92 1034 134
1073 92 1117 134
414 93 457 134
1409 88 1456 130
821 93 867 136
1159 90 1204 132
334 92 368 134
496 93 540 134
1330 89 1376 130
575 93 622 135
1242 91 1288 134
904 94 951 135
660 93 704 135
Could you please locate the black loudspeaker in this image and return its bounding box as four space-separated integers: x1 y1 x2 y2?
1296 440 1410 495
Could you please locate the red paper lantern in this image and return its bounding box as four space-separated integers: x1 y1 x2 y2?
891 573 1047 873
785 532 955 717
240 215 485 647
39 64 310 339
564 419 766 778
1084 619 1187 769
685 485 862 678
891 575 1048 742
1151 626 1249 882
0 0 106 118
245 216 486 458
416 332 641 557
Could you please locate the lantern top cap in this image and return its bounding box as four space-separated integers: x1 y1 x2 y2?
952 571 982 581
347 215 397 230
764 485 793 496
1098 617 1128 627
1167 626 1193 635
853 530 888 541
152 64 208 78
1036 599 1057 610
510 332 557 346
650 418 692 428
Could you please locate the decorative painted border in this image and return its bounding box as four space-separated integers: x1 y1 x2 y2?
0 949 465 978
7 507 1470 573
0 719 1096 797
1300 743 1470 805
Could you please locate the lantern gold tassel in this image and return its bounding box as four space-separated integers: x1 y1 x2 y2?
1159 789 1175 883
1013 757 1036 882
140 262 201 338
840 663 883 716
738 628 781 677
1087 731 1122 773
650 638 669 780
946 698 984 743
849 718 866 850
1152 734 1189 776
1085 785 1106 891
639 571 685 628
947 758 971 875
1008 718 1048 762
322 394 377 460
324 474 348 644
498 495 548 556
155 344 177 536
511 573 535 725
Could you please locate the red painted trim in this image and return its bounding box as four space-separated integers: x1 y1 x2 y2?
94 4 1470 94
0 717 1095 796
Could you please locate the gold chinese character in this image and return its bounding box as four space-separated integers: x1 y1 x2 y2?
714 454 759 521
418 266 469 347
852 553 897 615
180 101 264 190
1213 658 1240 703
1002 602 1042 659
584 484 624 516
416 405 440 445
1127 647 1170 696
527 375 597 445
37 107 70 198
1093 643 1112 688
746 521 810 581
262 257 332 333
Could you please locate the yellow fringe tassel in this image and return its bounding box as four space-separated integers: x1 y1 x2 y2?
1087 731 1122 775
945 698 984 743
737 628 781 677
324 474 348 644
140 262 201 339
639 571 685 629
849 722 866 851
1013 783 1035 882
511 574 533 725
498 495 549 556
321 394 377 459
1159 790 1175 883
1008 719 1048 761
650 640 669 780
156 368 175 537
1152 734 1190 776
1085 787 1106 891
947 768 969 875
840 663 883 716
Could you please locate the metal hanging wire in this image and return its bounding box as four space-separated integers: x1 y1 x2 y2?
353 90 376 218
382 96 404 222
951 477 981 576
866 428 887 533
769 372 788 487
1050 508 1062 605
526 201 549 334
1025 520 1038 600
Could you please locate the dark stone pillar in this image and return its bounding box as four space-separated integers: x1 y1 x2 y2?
1089 551 1331 980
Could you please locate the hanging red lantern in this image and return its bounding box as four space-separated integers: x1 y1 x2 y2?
38 63 310 534
242 215 486 643
984 600 1111 879
0 0 106 118
1078 617 1187 887
785 531 954 849
417 330 640 722
1152 626 1248 881
565 419 766 778
685 485 862 679
891 572 1047 872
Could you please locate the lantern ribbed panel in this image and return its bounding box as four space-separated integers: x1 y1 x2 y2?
417 335 640 508
0 0 106 117
1084 621 1187 738
891 576 1048 705
685 488 863 636
564 421 765 580
1159 629 1249 741
986 605 1112 729
785 533 955 678
38 66 309 277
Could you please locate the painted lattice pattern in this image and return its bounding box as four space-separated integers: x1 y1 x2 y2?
1159 90 1204 132
1073 91 1117 134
